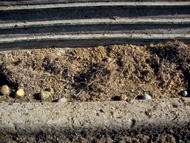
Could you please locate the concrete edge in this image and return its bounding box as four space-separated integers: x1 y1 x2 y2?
1 2 190 11
2 18 190 29
1 34 190 44
0 98 189 135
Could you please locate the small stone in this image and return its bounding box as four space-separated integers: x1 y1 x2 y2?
39 90 51 100
15 89 25 98
45 87 54 94
58 97 67 103
182 91 188 97
120 94 128 101
143 93 151 100
118 140 126 143
0 85 10 95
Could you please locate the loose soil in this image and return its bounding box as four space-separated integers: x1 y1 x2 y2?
0 40 189 103
1 125 190 143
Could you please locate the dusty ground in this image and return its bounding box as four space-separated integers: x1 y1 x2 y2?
0 40 189 103
1 125 190 143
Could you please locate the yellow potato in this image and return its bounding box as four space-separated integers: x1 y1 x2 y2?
15 89 25 98
1 85 10 95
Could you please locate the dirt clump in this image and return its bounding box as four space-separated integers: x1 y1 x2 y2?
0 40 189 103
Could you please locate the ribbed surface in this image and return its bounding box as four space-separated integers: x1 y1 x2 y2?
1 0 190 5
1 2 190 11
0 1 189 50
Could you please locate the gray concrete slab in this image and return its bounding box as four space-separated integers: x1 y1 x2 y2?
0 98 189 135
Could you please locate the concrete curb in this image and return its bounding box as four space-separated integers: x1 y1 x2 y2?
0 98 189 135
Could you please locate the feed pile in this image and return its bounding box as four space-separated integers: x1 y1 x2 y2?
0 41 189 102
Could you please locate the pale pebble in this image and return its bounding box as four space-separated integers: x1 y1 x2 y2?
182 91 188 97
58 97 67 103
143 93 152 100
39 90 51 100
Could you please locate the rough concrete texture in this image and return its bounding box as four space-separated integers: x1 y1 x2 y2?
0 98 189 135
